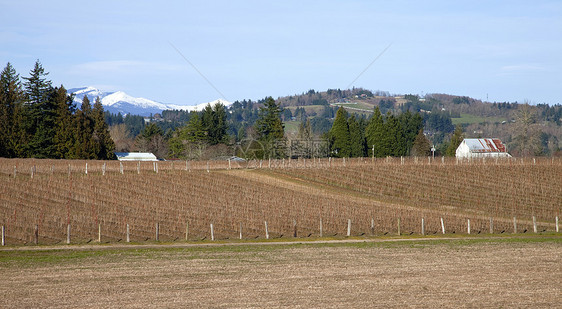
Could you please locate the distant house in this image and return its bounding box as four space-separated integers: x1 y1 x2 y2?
114 152 158 161
456 138 512 159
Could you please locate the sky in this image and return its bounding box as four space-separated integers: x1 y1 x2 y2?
1 0 561 106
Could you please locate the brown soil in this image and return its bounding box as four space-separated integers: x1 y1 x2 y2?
1 238 560 308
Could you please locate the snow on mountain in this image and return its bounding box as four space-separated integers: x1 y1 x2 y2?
67 87 232 116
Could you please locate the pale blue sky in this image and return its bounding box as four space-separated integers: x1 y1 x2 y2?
1 0 561 105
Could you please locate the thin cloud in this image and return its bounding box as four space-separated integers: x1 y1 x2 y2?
500 64 547 72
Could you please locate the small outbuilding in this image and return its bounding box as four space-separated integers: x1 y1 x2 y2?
114 152 158 161
455 138 512 159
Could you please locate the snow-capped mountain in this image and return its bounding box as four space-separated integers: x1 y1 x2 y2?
67 87 232 116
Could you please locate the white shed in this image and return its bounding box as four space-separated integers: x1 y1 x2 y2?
455 138 511 159
114 152 158 161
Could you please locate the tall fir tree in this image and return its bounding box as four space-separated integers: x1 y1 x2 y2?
92 96 116 159
201 102 228 145
365 107 385 157
22 60 54 157
329 107 350 157
411 128 431 157
52 86 76 158
70 95 97 159
348 114 365 157
446 124 464 157
256 97 285 158
0 62 24 157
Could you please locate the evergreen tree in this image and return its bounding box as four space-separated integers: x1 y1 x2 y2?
256 97 285 158
399 111 423 155
0 62 24 157
329 107 350 157
70 95 97 159
446 124 464 156
365 107 385 157
92 96 116 159
22 60 54 157
52 86 76 158
168 113 206 159
381 113 405 157
411 128 431 157
202 102 228 145
348 114 365 157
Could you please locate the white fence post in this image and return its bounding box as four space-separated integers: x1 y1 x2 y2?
421 218 425 236
347 219 351 237
489 217 493 234
440 218 445 234
533 216 537 233
467 219 471 234
556 216 559 233
264 221 269 239
1 225 5 246
126 224 130 243
66 224 71 244
319 218 323 237
210 223 214 241
513 217 517 233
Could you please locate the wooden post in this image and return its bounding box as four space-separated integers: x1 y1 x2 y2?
397 218 401 236
421 218 425 236
513 217 517 233
556 216 559 233
156 162 159 173
85 163 88 175
440 218 445 234
120 162 123 174
467 219 471 234
268 158 271 168
533 216 537 233
126 224 130 243
102 162 106 176
31 166 34 179
239 222 242 240
137 161 140 174
155 222 159 241
228 159 231 170
347 219 351 237
210 224 214 241
319 218 323 237
370 218 375 236
68 164 71 177
206 161 209 173
1 225 4 246
34 225 39 245
264 221 269 239
66 224 71 244
186 160 189 171
98 223 101 242
185 221 189 241
293 220 297 237
489 217 494 234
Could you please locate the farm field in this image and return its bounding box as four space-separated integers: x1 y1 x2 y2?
1 237 560 308
0 157 560 244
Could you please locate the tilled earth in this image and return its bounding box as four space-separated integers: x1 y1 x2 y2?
1 238 560 308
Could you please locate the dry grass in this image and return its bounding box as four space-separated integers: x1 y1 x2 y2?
1 237 560 308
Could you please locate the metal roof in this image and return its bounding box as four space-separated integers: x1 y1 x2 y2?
462 138 507 153
114 152 158 161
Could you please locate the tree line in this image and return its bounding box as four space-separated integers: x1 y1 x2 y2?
0 61 115 159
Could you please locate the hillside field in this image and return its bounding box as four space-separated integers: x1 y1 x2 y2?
0 157 560 244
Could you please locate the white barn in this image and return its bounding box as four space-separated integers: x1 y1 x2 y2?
455 138 511 159
114 152 158 161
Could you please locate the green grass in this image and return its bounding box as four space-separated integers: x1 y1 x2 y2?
451 113 506 125
1 234 559 268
